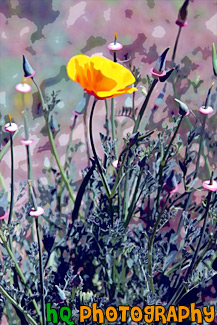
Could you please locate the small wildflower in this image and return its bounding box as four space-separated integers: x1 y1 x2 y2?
112 160 121 169
21 138 34 146
202 165 217 191
199 83 214 115
107 32 123 51
164 170 179 193
15 83 32 93
199 106 213 115
0 210 8 220
4 114 18 133
29 206 44 217
67 54 136 99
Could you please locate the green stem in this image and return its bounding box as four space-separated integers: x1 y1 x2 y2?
35 218 46 325
32 76 77 211
172 26 182 63
46 117 76 206
177 114 207 234
124 169 143 228
148 193 170 293
0 234 41 319
0 127 23 162
194 114 206 179
0 286 38 325
0 172 6 191
110 131 154 198
111 98 118 159
89 99 111 198
32 78 46 111
156 116 183 210
163 115 183 161
58 116 77 211
104 99 110 139
8 134 14 226
133 78 158 132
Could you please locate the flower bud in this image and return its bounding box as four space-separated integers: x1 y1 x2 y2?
212 43 217 77
150 47 170 77
174 98 189 116
129 131 140 144
138 156 146 168
55 285 66 303
23 55 35 78
164 170 179 193
176 0 189 27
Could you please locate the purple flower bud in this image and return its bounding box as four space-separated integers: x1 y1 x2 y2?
176 0 189 27
159 68 175 82
50 115 60 133
72 274 83 287
174 98 189 116
23 55 35 78
138 156 146 168
164 170 178 193
153 47 170 74
129 131 140 144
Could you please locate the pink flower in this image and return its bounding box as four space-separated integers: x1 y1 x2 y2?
15 83 32 93
199 106 213 115
202 180 217 192
107 32 123 51
21 138 34 146
29 206 44 217
0 210 9 220
112 160 120 169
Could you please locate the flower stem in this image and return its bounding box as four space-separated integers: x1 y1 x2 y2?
133 78 158 132
46 116 76 206
156 116 183 210
124 169 143 228
172 26 182 64
0 127 23 162
163 115 183 161
177 114 207 234
58 115 77 211
111 98 118 159
32 78 46 111
32 77 77 211
35 218 46 325
0 285 38 325
104 99 110 139
194 114 206 179
7 134 14 226
89 99 111 198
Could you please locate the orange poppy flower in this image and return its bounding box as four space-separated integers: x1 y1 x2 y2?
66 54 137 99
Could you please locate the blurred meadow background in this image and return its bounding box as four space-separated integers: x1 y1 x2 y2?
0 1 217 324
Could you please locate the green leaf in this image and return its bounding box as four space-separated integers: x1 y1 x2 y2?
212 43 217 77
